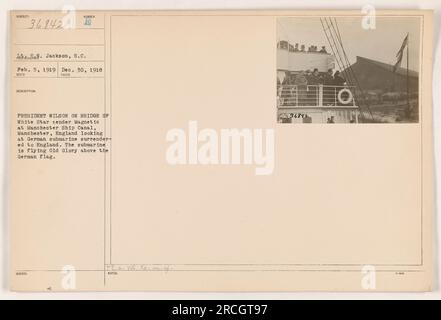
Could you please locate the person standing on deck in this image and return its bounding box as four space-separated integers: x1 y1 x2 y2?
323 69 334 106
333 71 346 87
333 71 347 106
308 68 322 106
294 71 308 106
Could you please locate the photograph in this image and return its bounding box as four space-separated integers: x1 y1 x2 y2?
277 16 421 124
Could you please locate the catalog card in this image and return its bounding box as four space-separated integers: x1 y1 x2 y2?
10 9 433 291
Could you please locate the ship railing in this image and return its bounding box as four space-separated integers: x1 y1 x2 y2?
277 85 357 108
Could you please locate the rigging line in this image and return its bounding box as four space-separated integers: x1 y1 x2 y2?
321 18 374 122
321 18 364 116
329 19 357 85
321 19 344 72
332 26 366 110
328 18 371 119
330 19 362 94
320 18 361 118
324 18 358 102
328 19 361 95
320 18 351 99
324 18 347 72
324 18 370 120
326 18 361 100
331 18 374 120
320 18 345 73
331 19 364 94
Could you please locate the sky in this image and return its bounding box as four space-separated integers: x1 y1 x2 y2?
277 16 421 72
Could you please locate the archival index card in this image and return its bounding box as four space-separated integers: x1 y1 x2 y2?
10 10 434 292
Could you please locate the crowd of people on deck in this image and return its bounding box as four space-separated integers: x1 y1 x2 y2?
278 68 346 87
277 68 349 106
277 41 328 54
